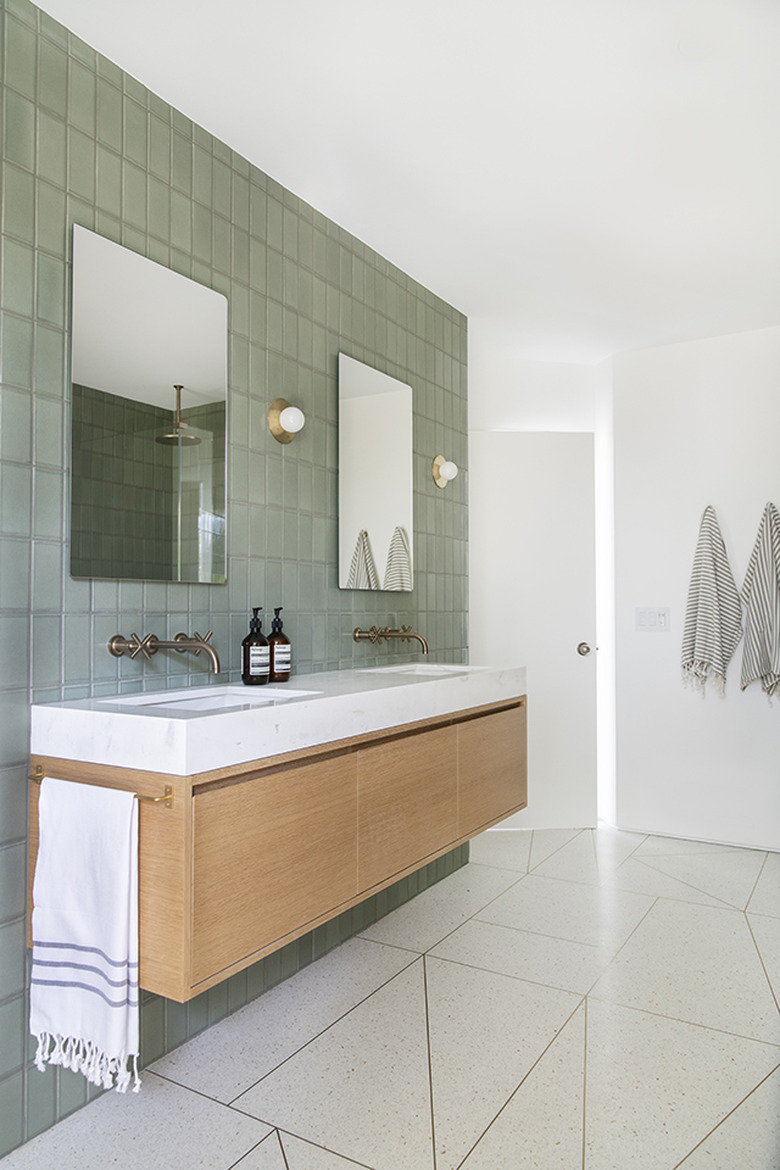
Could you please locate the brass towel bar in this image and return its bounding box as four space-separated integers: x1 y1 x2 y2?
29 766 173 809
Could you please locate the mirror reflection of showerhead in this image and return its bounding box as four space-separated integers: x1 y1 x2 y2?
156 384 201 446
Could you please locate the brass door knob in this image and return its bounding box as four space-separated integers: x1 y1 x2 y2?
577 642 592 656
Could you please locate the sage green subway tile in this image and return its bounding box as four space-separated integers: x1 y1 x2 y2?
67 126 94 202
140 994 165 1066
212 213 230 274
5 89 36 172
232 225 249 285
24 1061 57 1142
0 767 27 846
37 109 67 185
2 163 35 243
171 130 191 196
192 143 212 206
0 841 25 923
122 158 146 230
147 174 170 241
123 95 147 166
35 252 64 326
0 615 29 687
57 1064 88 1119
0 1070 23 1160
1 309 34 389
5 13 36 101
68 56 95 136
1 387 32 463
96 142 121 213
0 536 29 609
0 462 32 538
32 323 65 396
149 113 170 180
170 188 191 253
231 333 249 390
63 612 91 683
32 467 62 538
32 540 61 610
96 75 122 150
32 613 61 687
35 181 67 257
212 157 231 219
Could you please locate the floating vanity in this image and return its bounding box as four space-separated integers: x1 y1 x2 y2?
29 665 527 1003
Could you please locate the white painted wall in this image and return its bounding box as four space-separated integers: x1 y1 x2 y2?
613 325 780 850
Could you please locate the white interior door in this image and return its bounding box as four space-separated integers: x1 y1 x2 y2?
469 431 597 828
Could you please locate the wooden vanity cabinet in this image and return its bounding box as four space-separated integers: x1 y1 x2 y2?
29 695 526 1002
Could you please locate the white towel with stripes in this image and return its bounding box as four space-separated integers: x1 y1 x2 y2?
681 506 742 694
346 529 379 590
383 525 412 591
740 502 780 697
30 777 141 1092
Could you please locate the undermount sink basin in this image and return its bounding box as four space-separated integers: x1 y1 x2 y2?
361 664 473 676
97 686 320 711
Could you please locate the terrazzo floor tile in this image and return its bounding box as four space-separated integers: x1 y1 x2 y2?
476 872 655 950
150 938 415 1101
748 912 780 1006
468 827 532 872
634 834 750 857
234 1131 288 1169
429 916 613 994
233 961 434 1170
527 827 584 869
676 1066 780 1169
281 1132 377 1168
531 826 644 884
425 956 580 1168
747 850 780 917
590 898 780 1042
603 855 730 907
584 999 780 1170
0 1072 273 1170
357 862 521 953
634 845 767 908
459 1002 586 1169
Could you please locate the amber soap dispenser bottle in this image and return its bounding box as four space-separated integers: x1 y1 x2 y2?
268 606 292 682
241 607 270 685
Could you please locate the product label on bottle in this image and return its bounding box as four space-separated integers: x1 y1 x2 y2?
273 644 292 670
249 645 270 674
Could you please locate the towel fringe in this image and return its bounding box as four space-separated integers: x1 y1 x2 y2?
34 1032 141 1093
681 663 727 697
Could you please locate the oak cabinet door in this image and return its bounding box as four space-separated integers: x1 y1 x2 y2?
457 703 527 838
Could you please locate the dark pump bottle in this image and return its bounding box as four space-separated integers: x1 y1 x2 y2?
241 607 270 685
268 607 292 682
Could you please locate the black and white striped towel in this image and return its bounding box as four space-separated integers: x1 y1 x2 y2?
681 506 743 694
30 777 140 1092
346 529 379 590
383 525 412 591
740 502 780 697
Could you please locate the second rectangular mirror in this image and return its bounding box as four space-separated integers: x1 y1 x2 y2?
338 354 413 591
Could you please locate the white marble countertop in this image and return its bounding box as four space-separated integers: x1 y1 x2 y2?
30 664 527 776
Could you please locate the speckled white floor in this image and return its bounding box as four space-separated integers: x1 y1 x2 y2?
4 825 779 1169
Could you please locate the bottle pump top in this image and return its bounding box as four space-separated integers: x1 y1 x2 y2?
250 606 262 630
271 607 284 634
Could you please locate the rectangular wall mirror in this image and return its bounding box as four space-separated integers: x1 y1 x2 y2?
69 226 228 583
338 354 413 591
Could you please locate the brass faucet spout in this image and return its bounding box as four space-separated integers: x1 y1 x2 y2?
108 631 221 674
352 625 429 655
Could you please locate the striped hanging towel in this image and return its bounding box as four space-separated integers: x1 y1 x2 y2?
346 529 379 590
740 502 780 697
681 506 742 695
30 777 141 1092
383 525 412 591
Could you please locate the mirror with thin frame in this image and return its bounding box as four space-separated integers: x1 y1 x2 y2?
338 353 413 591
69 226 228 583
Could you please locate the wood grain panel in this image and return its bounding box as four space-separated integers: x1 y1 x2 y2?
191 753 358 985
457 702 527 837
357 724 458 890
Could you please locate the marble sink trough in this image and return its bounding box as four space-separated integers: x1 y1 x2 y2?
31 664 527 776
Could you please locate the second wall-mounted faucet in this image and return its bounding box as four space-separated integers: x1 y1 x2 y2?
353 625 429 655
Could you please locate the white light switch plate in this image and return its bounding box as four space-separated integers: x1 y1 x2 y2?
635 607 670 632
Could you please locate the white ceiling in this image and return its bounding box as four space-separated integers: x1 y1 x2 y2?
38 0 780 363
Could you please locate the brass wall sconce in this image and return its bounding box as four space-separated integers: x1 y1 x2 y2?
268 398 306 444
432 455 459 488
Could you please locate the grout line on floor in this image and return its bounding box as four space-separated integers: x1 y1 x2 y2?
422 954 438 1170
583 994 780 1049
670 1062 780 1169
745 912 780 1014
745 851 771 915
581 996 589 1170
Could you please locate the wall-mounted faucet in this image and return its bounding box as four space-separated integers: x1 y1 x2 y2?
353 625 429 654
108 631 221 674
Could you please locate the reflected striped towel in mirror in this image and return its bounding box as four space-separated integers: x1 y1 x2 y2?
347 529 380 589
383 525 412 591
740 501 780 697
30 777 141 1092
681 505 742 694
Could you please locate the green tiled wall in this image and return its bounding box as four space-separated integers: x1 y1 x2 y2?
0 0 469 1154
